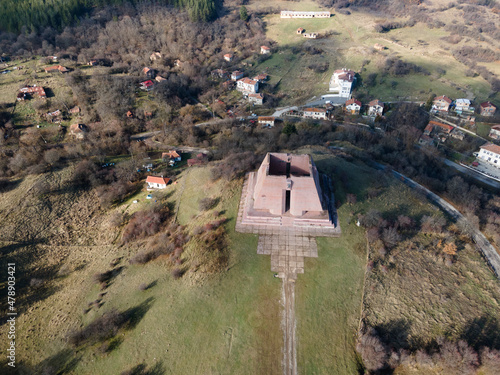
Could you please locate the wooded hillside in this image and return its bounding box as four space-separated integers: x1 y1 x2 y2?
0 0 218 33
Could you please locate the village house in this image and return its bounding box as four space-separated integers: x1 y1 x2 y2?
419 120 454 146
297 27 305 34
478 143 500 167
150 52 162 61
489 125 500 140
155 75 166 82
432 95 452 112
329 68 356 97
303 107 327 120
345 98 361 114
454 98 472 114
280 10 330 18
69 123 87 140
88 59 99 66
48 56 58 62
69 106 81 114
374 43 385 51
480 101 497 117
253 73 268 83
224 53 233 62
261 46 271 54
17 92 27 101
211 69 227 79
162 150 182 162
143 67 156 79
258 116 275 128
187 153 207 167
303 33 318 39
368 99 384 116
146 176 170 189
19 85 46 99
231 71 244 81
140 80 154 91
44 65 69 73
248 93 264 105
450 128 465 141
237 78 259 94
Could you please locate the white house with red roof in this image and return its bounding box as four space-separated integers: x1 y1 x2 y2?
478 143 500 167
146 176 170 189
345 98 361 114
480 101 497 117
303 107 327 120
260 46 271 55
236 78 259 94
231 71 244 81
329 68 356 98
488 125 500 140
140 80 154 91
432 95 452 112
224 53 233 62
368 99 384 116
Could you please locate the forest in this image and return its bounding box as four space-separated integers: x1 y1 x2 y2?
0 0 218 33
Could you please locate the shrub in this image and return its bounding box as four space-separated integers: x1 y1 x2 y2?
68 309 125 347
199 197 217 211
356 327 389 371
122 205 172 243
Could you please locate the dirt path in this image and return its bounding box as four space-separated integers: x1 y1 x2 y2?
282 275 297 375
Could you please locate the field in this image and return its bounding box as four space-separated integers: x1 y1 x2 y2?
246 1 499 105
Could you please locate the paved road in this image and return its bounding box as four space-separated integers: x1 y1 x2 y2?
442 158 500 189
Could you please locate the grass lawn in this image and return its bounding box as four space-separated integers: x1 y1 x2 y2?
476 122 493 138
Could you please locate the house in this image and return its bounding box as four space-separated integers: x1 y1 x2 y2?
224 54 233 62
258 116 275 128
345 98 361 114
236 78 259 94
174 59 182 67
187 153 207 167
19 85 46 99
88 59 99 66
231 71 244 81
248 93 264 105
303 107 327 120
222 80 234 89
374 43 385 51
280 11 330 18
303 33 318 39
432 95 452 112
488 125 500 140
150 52 162 61
211 69 227 79
261 46 271 55
140 80 154 90
480 101 497 117
253 73 268 83
44 65 69 73
143 67 156 79
146 176 170 189
368 99 384 116
297 27 305 34
69 124 87 139
425 120 454 135
155 75 166 82
162 150 182 162
17 92 27 101
48 56 58 62
418 134 435 146
69 106 81 114
478 143 500 167
455 99 471 114
329 68 356 97
126 110 133 118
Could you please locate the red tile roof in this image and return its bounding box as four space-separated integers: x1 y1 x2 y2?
258 116 275 122
238 77 257 85
261 46 270 50
141 80 154 87
346 98 361 106
480 101 496 109
434 95 452 104
428 120 454 133
368 99 383 107
303 107 326 113
480 143 500 154
146 176 170 185
162 150 180 159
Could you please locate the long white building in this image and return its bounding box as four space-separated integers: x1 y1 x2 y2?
280 10 331 18
329 68 355 98
478 143 500 168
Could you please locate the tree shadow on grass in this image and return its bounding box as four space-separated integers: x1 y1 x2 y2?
121 361 165 375
121 296 155 331
460 315 500 351
374 318 412 351
15 348 81 375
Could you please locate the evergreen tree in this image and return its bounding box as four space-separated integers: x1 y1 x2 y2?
239 5 248 21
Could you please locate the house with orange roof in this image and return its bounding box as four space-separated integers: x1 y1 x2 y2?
303 107 327 120
224 53 233 62
260 46 271 54
162 150 181 162
368 99 384 116
146 176 170 189
432 95 452 112
44 65 69 73
236 78 259 94
480 101 496 117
